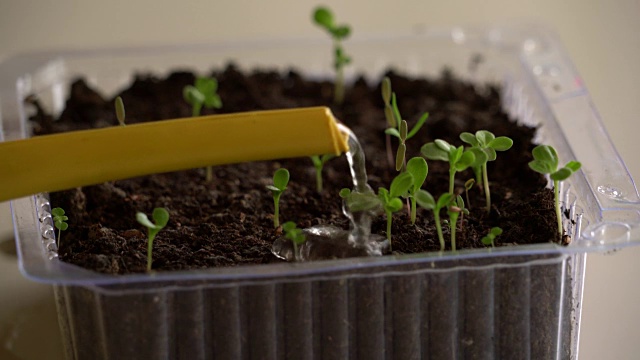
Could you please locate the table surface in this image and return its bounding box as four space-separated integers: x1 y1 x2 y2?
1 1 639 359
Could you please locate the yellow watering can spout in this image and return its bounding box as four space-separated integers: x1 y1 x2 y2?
0 106 349 202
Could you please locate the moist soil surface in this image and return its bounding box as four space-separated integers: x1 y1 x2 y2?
30 65 558 275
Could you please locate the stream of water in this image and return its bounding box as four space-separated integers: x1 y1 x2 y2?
271 124 389 261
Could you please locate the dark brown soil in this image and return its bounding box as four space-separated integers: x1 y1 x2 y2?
29 65 557 275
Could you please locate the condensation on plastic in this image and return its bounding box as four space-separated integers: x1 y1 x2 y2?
2 25 639 360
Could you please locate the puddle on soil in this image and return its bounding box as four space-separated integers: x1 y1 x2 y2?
272 124 388 261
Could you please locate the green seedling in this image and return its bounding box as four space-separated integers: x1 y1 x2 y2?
310 154 335 192
421 139 475 195
405 157 428 225
115 96 126 126
183 76 222 117
460 130 513 213
183 76 223 182
381 77 429 171
282 221 307 261
266 168 290 228
377 172 414 250
312 6 352 105
528 145 582 238
136 208 170 272
51 207 68 247
464 178 475 210
481 227 503 247
339 188 382 213
415 191 453 251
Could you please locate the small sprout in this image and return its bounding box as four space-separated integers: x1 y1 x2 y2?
415 191 453 251
310 154 335 192
115 96 126 126
282 221 307 261
136 208 170 272
377 172 414 250
405 157 428 225
481 227 503 247
528 145 582 238
460 130 513 212
266 168 290 228
312 6 352 105
183 76 223 182
464 178 475 210
51 207 68 248
183 76 222 117
381 78 395 127
421 139 476 195
447 204 462 252
455 194 469 232
381 77 429 171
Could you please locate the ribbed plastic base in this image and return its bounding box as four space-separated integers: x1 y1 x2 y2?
54 253 577 360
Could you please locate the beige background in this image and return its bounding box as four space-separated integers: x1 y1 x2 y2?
1 0 639 359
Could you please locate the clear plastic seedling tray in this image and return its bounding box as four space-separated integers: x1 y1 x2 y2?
2 24 639 360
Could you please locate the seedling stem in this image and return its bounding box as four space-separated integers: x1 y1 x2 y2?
377 172 414 251
405 157 428 225
266 168 290 228
460 130 513 212
183 76 223 181
448 205 461 251
382 77 429 172
482 162 490 210
415 191 452 251
421 139 475 195
528 144 581 238
464 179 475 210
282 221 307 261
312 6 352 105
136 208 170 272
51 207 68 248
310 154 335 192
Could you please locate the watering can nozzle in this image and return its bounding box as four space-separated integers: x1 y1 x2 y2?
0 106 349 202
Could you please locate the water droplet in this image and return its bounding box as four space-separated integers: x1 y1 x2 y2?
272 225 388 262
548 66 560 77
39 213 53 226
37 196 50 214
597 185 625 200
451 28 465 44
41 224 54 240
45 240 58 252
523 39 538 53
586 222 630 242
533 65 543 76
